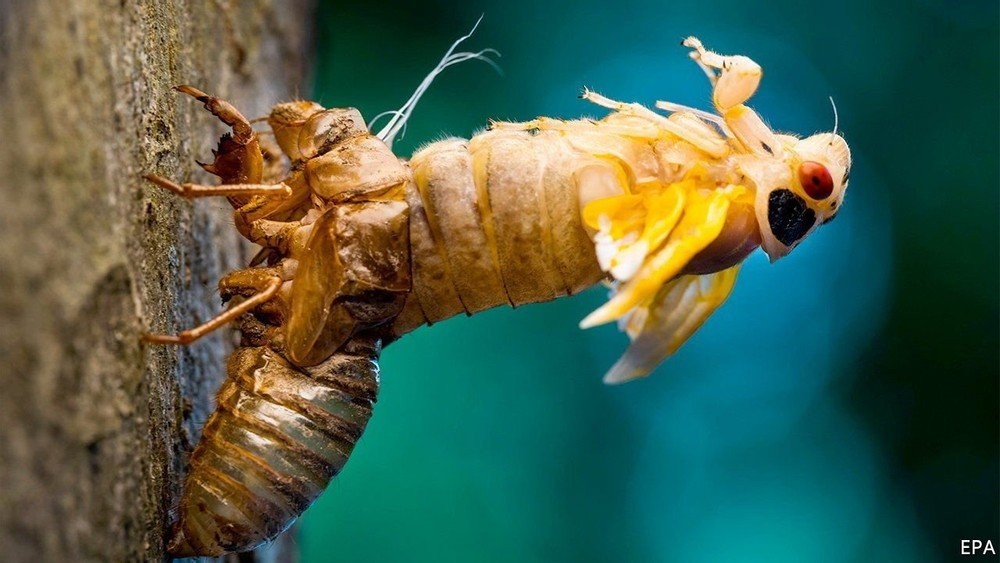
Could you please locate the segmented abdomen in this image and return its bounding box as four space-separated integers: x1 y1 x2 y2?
168 336 380 556
392 129 607 336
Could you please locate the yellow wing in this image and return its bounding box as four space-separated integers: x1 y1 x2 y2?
578 176 753 383
580 183 745 327
603 266 739 384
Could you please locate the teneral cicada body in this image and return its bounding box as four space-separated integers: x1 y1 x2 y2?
144 36 851 556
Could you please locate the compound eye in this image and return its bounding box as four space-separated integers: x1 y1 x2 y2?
798 161 834 200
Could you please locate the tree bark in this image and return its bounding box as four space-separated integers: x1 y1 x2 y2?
0 1 314 560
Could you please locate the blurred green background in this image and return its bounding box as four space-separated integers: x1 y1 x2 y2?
295 1 998 561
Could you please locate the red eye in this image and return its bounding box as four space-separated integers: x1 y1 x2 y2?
798 161 834 200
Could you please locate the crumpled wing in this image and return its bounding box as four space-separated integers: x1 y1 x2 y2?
580 186 734 328
603 265 739 384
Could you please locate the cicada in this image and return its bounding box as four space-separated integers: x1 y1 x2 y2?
144 33 851 556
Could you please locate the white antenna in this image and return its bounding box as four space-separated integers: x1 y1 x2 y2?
829 96 839 138
374 16 500 148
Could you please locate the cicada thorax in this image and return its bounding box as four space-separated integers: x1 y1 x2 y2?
211 102 412 366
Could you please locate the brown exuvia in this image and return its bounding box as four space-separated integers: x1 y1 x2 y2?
144 34 851 556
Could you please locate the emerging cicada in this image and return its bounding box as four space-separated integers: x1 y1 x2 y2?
144 34 851 556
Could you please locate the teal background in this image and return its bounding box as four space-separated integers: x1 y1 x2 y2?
297 1 999 561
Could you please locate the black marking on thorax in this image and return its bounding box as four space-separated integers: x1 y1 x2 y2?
768 189 815 245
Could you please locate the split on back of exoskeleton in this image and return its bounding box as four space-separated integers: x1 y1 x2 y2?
488 36 852 383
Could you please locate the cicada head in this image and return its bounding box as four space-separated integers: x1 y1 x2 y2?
294 108 368 160
268 100 325 161
268 102 369 162
749 132 851 261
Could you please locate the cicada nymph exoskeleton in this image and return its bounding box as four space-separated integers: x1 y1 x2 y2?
144 35 851 556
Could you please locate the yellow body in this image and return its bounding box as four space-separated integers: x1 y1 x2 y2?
391 114 760 383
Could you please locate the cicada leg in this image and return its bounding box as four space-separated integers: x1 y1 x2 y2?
682 37 780 158
682 37 762 110
143 174 291 199
144 172 307 251
142 273 283 345
174 85 255 144
171 85 268 208
146 87 303 222
241 218 299 254
580 89 729 157
218 266 290 333
217 266 286 304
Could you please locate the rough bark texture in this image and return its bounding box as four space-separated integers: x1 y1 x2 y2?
0 1 314 560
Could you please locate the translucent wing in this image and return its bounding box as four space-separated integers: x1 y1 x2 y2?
603 266 739 384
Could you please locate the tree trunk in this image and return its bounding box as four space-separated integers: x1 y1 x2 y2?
0 1 314 560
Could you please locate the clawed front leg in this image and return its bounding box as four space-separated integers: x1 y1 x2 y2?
682 37 761 110
173 85 265 192
683 37 779 158
175 85 255 144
